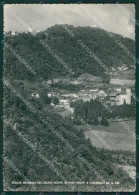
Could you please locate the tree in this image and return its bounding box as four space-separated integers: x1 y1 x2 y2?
93 117 99 125
51 97 59 105
101 117 109 126
124 99 126 105
45 95 51 104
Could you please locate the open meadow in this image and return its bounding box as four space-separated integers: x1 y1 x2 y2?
81 120 136 152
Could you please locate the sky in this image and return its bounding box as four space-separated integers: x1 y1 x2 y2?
4 4 135 39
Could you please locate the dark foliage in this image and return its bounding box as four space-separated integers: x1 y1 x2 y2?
4 25 135 82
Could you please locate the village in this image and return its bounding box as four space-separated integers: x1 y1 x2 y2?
47 85 132 113
31 72 134 118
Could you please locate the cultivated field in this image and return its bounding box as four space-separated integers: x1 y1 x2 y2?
83 120 136 152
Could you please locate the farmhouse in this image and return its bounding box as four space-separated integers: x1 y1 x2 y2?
31 93 40 98
114 88 121 92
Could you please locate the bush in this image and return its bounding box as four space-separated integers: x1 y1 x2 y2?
101 117 109 126
92 117 99 125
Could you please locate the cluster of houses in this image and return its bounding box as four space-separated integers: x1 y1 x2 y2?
47 78 84 85
46 87 132 116
107 88 132 106
5 24 41 36
31 86 132 114
29 69 134 117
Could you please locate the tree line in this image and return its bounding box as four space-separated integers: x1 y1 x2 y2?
72 99 135 126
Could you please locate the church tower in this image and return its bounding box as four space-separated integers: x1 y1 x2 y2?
126 88 131 104
28 24 32 33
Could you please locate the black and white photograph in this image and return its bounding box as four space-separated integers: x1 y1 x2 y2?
2 3 136 192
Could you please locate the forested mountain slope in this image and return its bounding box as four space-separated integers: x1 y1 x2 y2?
4 25 135 81
3 82 135 191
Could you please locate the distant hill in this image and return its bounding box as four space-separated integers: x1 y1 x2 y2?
4 25 135 82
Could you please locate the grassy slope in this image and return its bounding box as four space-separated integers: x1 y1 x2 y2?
78 120 136 151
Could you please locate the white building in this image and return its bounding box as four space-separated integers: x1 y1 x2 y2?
82 96 91 102
47 80 52 84
31 93 40 98
54 104 64 109
118 88 131 105
97 90 107 98
70 94 78 98
11 32 16 36
114 88 121 92
59 99 70 109
59 99 69 104
69 107 74 114
90 89 98 92
109 88 131 105
48 93 53 97
11 32 19 36
50 103 55 106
